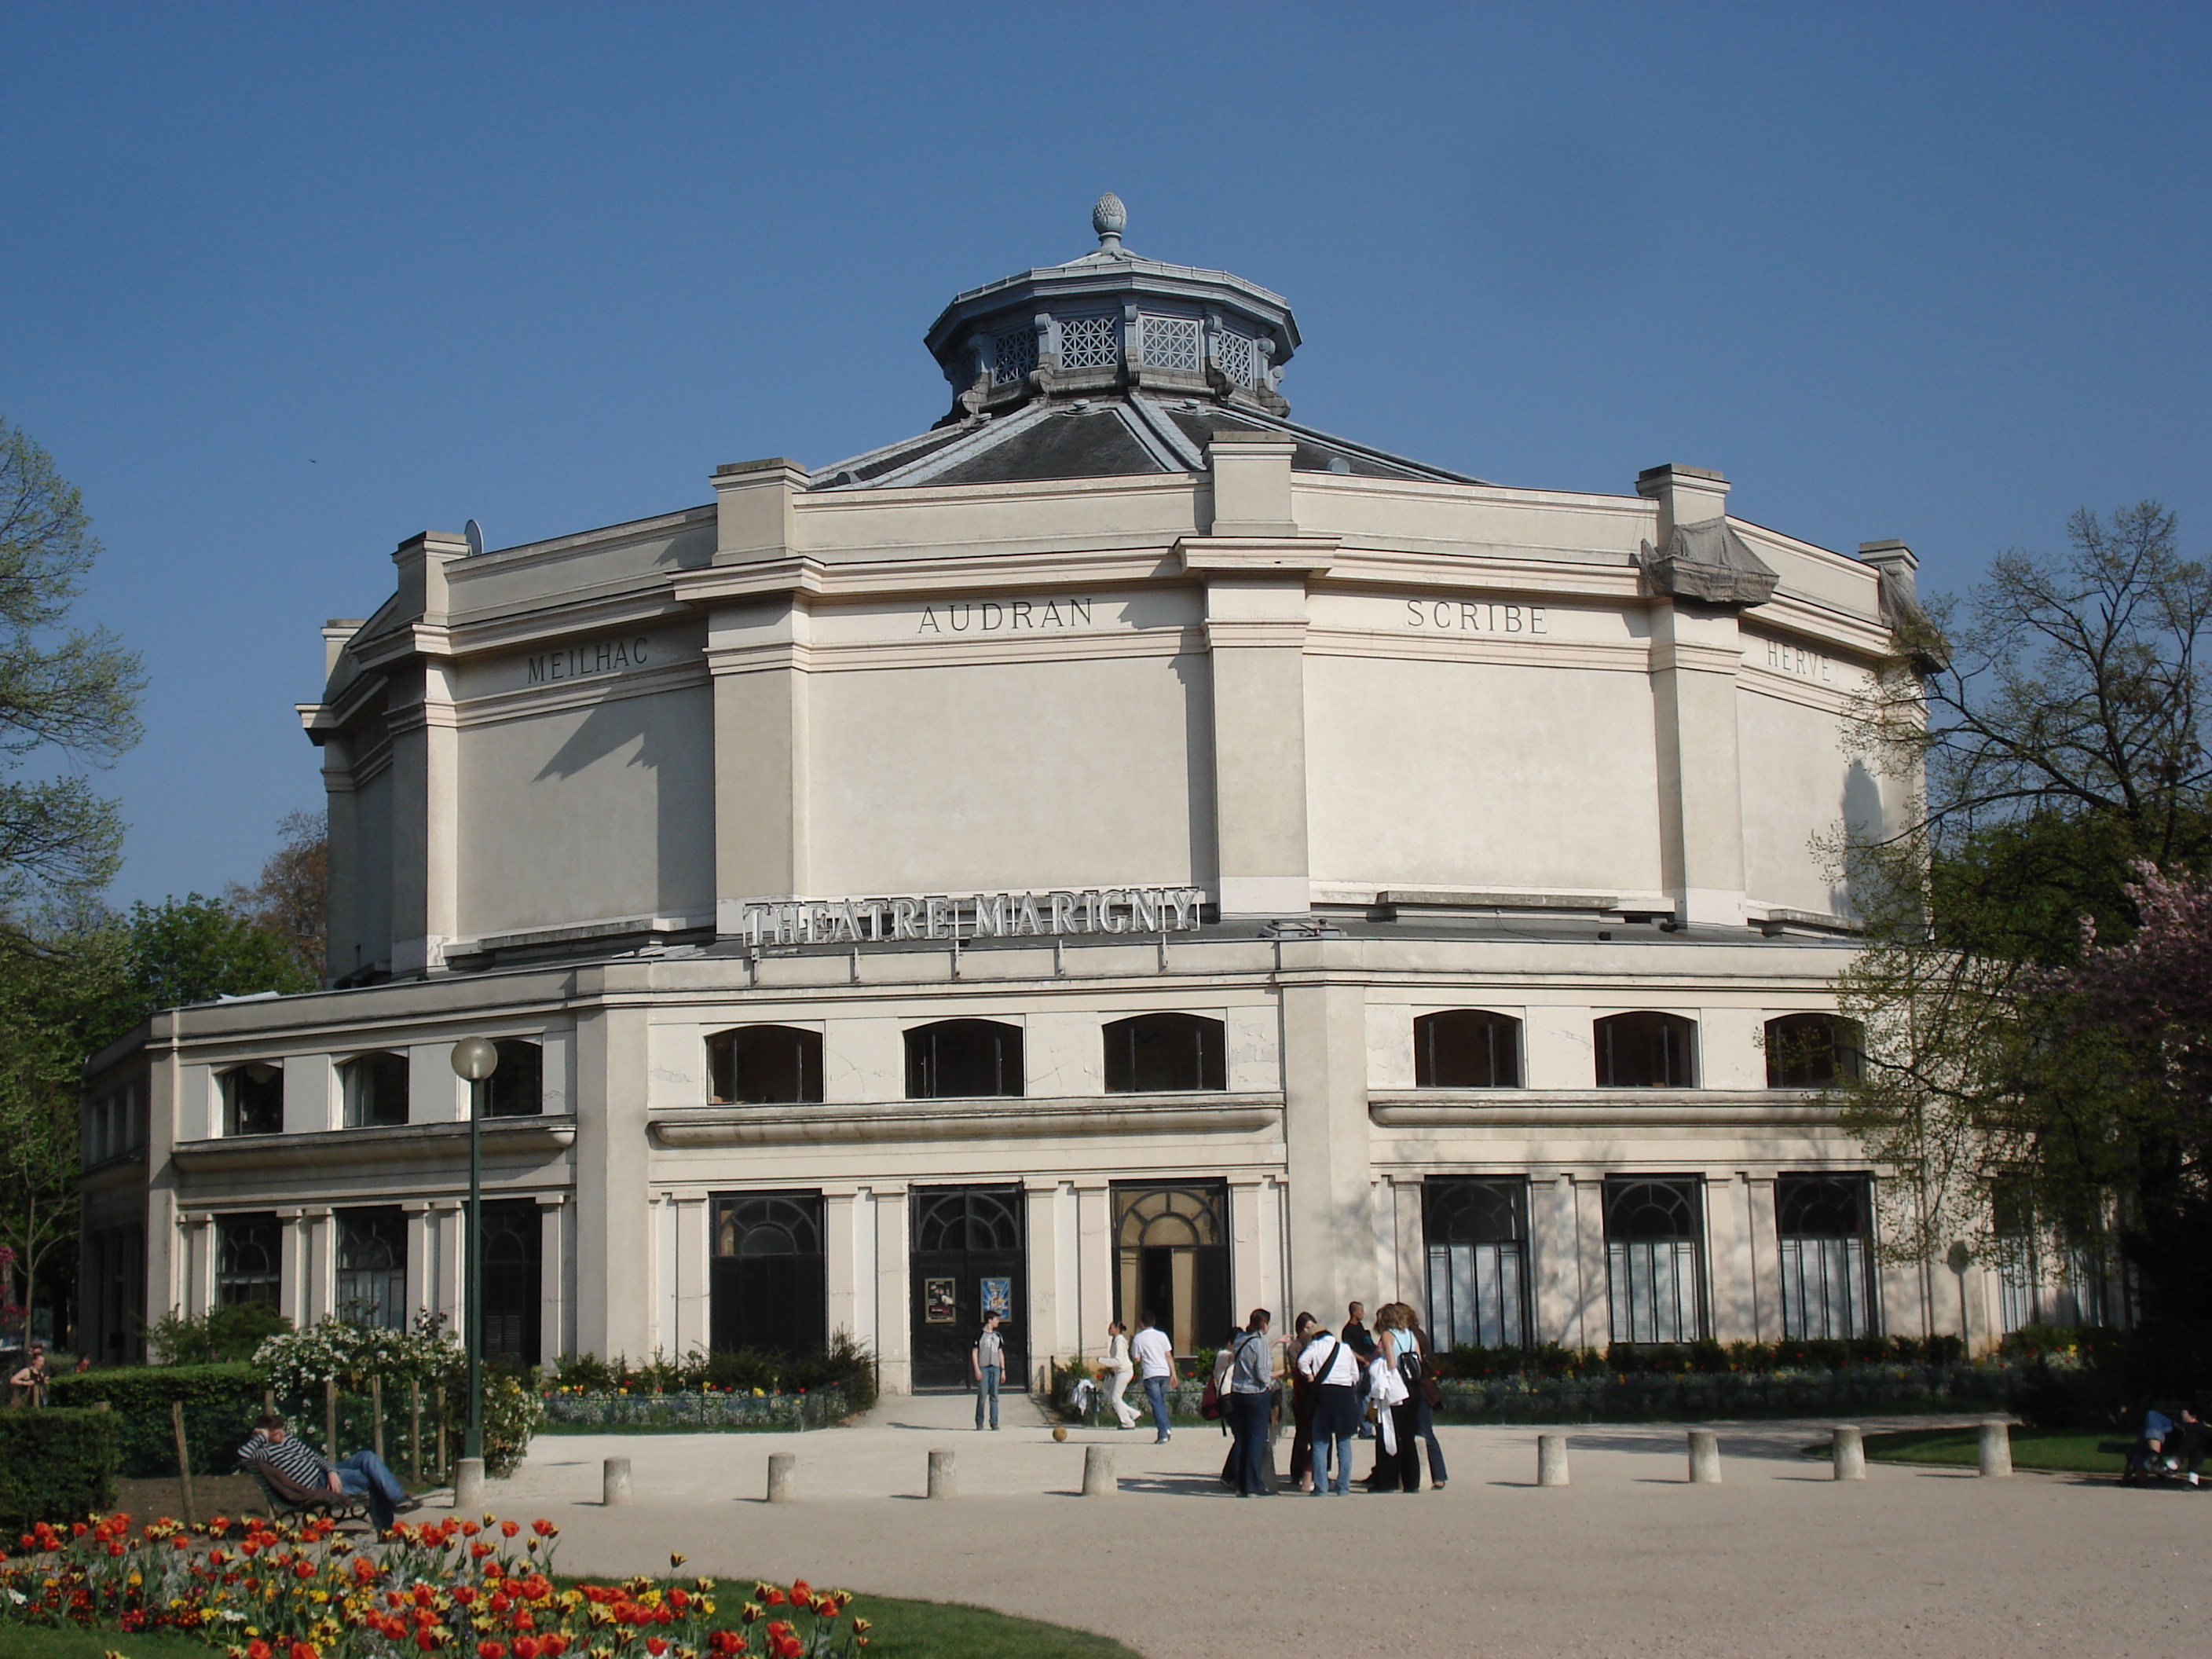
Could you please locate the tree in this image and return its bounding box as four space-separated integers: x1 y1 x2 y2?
1835 504 2212 1308
225 809 328 983
0 896 313 1347
0 417 145 914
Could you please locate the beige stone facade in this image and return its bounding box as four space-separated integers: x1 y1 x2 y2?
82 206 2038 1381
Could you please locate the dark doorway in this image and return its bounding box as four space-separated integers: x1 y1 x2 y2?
1112 1183 1231 1357
909 1185 1027 1390
711 1192 827 1356
480 1199 542 1365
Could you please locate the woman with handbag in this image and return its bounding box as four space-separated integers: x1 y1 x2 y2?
1096 1320 1138 1430
1368 1302 1424 1492
1408 1313 1448 1489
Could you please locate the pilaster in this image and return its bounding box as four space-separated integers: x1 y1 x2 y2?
574 985 653 1359
1277 956 1373 1319
1743 1174 1782 1342
1573 1175 1611 1348
402 1202 432 1330
1075 1182 1113 1361
276 1208 309 1329
386 532 467 976
1529 1172 1579 1347
535 1195 568 1364
873 1185 911 1393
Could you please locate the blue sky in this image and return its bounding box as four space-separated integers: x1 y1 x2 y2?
3 2 2207 906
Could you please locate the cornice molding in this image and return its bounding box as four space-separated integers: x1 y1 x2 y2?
171 1116 578 1175
649 1092 1283 1148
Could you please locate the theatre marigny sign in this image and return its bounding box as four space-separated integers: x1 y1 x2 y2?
735 887 1208 946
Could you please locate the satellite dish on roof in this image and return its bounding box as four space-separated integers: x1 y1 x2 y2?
463 518 485 558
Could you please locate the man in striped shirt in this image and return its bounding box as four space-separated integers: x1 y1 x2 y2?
238 1410 416 1530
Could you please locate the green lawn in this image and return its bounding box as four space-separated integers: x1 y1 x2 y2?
0 1576 1140 1659
1812 1427 2122 1472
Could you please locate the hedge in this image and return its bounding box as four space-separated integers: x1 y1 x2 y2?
0 1409 119 1529
47 1363 266 1479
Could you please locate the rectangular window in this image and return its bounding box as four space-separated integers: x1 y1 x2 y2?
215 1212 282 1309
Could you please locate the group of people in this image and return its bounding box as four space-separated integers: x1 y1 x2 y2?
1075 1299 1448 1496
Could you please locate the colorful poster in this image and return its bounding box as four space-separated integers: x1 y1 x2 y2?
980 1276 1013 1320
925 1278 957 1324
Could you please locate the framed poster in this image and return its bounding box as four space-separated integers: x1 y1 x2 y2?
980 1276 1013 1320
925 1278 957 1324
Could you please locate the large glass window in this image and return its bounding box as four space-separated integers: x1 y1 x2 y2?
1111 1183 1230 1357
481 1199 542 1364
341 1052 408 1127
1765 1013 1863 1089
1594 1013 1697 1088
222 1064 284 1137
216 1212 282 1308
1776 1174 1876 1339
1414 1010 1521 1088
711 1192 827 1357
486 1039 544 1117
1103 1013 1225 1093
336 1207 407 1330
905 1020 1023 1099
1604 1177 1705 1342
708 1026 823 1105
1423 1178 1529 1348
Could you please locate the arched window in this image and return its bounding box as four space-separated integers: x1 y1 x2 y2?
1423 1178 1529 1348
341 1052 408 1128
1593 1013 1697 1088
1103 1013 1226 1093
712 1193 828 1357
708 1026 823 1104
1603 1177 1705 1342
486 1039 544 1117
1112 1183 1230 1355
215 1212 281 1308
222 1063 284 1137
1764 1013 1863 1088
1776 1174 1875 1339
336 1207 406 1330
1414 1010 1522 1088
905 1020 1023 1100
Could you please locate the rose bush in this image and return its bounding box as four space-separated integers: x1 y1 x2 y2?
0 1510 869 1659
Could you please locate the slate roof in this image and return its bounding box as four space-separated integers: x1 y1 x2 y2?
807 392 1485 492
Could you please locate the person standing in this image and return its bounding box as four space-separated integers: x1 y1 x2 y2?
972 1312 1005 1430
1296 1316 1362 1495
1369 1303 1424 1492
1342 1302 1377 1438
1096 1320 1137 1430
1286 1313 1319 1491
1408 1312 1448 1491
8 1345 49 1408
1130 1311 1175 1443
1226 1309 1275 1496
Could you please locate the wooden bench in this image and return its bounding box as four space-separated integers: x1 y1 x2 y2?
242 1458 373 1529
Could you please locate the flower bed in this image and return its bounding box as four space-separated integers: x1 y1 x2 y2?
0 1510 870 1658
539 1378 862 1431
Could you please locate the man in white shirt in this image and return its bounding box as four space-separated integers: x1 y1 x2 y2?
1296 1320 1364 1495
1129 1312 1175 1443
972 1313 1005 1430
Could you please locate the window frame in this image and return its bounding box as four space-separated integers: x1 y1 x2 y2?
1763 1013 1864 1089
1592 1012 1698 1089
903 1019 1024 1101
340 1051 409 1129
1101 1012 1227 1093
1413 1009 1522 1089
706 1024 825 1106
221 1063 285 1137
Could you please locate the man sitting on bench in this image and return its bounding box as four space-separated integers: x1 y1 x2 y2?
238 1409 418 1529
2126 1404 2206 1488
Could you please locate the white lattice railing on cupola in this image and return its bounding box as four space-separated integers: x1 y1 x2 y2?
1060 313 1121 370
1214 328 1254 388
1141 315 1200 372
992 327 1038 385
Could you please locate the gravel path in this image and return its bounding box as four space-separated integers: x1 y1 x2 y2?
474 1398 2208 1658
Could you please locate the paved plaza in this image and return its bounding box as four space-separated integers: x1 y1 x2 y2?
482 1395 2209 1657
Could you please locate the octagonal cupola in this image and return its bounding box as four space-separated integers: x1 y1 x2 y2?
924 195 1302 420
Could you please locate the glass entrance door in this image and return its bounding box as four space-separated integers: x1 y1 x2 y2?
909 1185 1027 1391
711 1192 828 1357
1111 1183 1231 1358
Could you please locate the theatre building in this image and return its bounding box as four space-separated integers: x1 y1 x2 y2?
81 197 2013 1385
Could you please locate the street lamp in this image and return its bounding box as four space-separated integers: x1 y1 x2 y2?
449 1036 501 1463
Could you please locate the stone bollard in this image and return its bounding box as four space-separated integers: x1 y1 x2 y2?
1082 1445 1117 1496
928 1448 957 1500
767 1452 796 1503
1978 1419 2013 1478
1687 1429 1722 1484
452 1457 485 1511
1536 1434 1570 1487
1832 1426 1866 1481
603 1456 633 1507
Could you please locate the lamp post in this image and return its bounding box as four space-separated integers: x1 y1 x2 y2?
449 1037 500 1462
